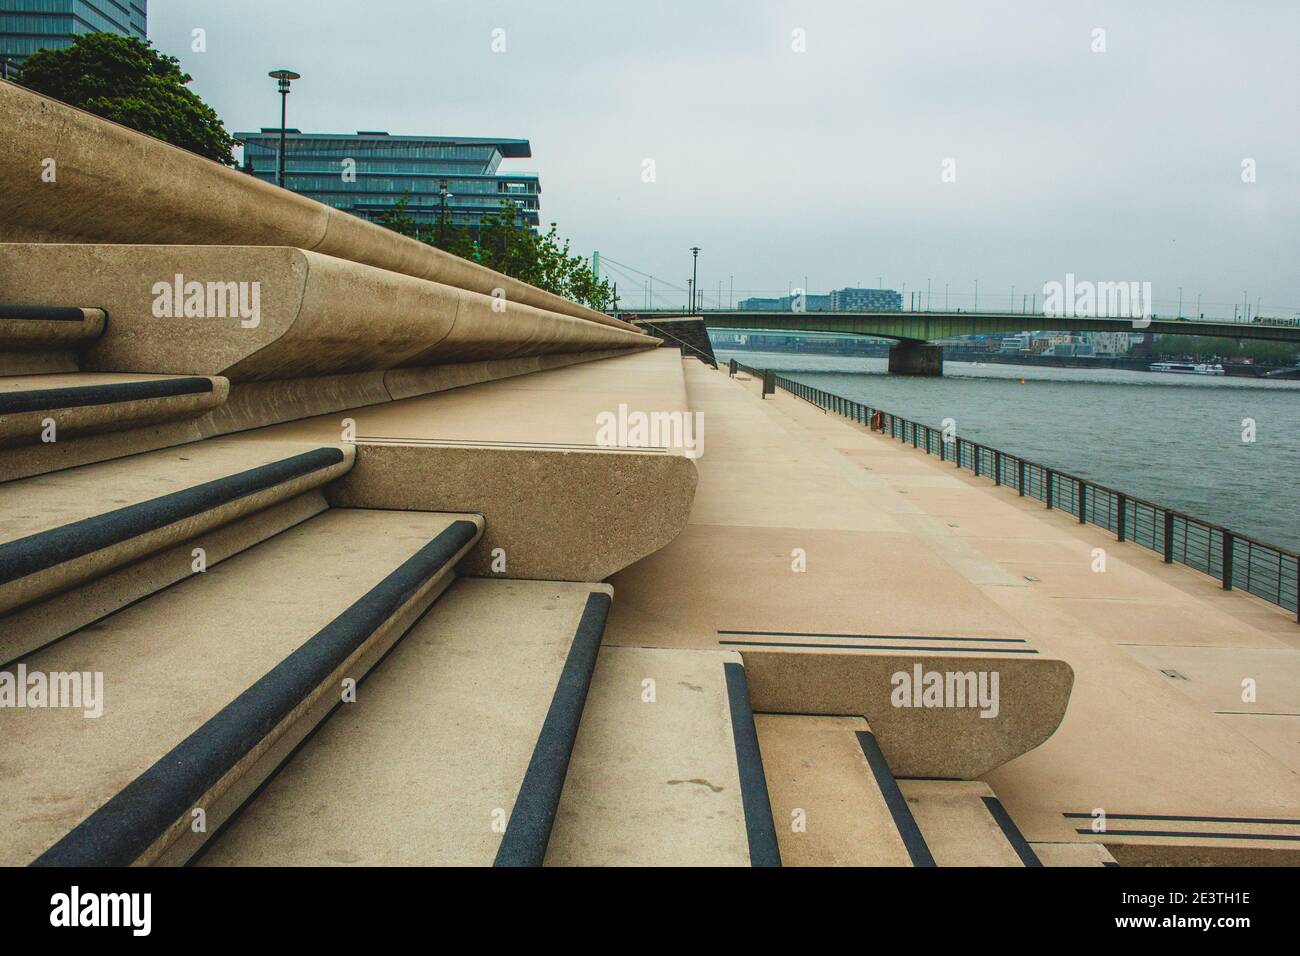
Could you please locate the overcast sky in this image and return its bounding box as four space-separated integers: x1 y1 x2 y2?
150 1 1298 316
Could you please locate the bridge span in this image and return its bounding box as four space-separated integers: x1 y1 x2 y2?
616 309 1300 375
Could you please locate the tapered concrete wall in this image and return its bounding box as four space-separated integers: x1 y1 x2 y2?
0 82 643 335
0 244 653 380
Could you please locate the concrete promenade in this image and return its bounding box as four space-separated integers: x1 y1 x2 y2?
606 361 1299 863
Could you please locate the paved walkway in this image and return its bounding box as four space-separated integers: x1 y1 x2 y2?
607 362 1299 849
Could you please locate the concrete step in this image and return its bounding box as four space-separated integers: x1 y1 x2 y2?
196 578 610 866
1031 842 1118 867
898 779 1043 867
0 305 105 375
3 508 481 866
0 438 354 662
755 715 928 866
732 634 1073 779
1058 809 1300 866
545 648 779 866
0 372 228 449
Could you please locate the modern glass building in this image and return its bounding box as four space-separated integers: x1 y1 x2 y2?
233 129 541 231
0 0 147 66
829 287 903 311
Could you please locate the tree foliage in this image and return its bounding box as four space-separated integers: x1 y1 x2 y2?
377 196 615 310
19 32 236 165
1152 334 1299 364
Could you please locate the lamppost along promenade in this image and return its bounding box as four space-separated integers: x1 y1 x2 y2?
268 69 300 189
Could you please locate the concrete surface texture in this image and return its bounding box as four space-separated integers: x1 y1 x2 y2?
754 714 916 866
0 83 641 334
0 244 652 379
545 646 752 866
198 579 608 866
0 509 481 865
230 349 699 581
602 362 1296 864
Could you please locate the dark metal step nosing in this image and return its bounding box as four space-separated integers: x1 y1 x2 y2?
0 447 347 586
0 305 93 323
30 518 480 867
856 730 936 867
981 795 1043 866
494 591 612 867
725 661 782 867
0 376 214 416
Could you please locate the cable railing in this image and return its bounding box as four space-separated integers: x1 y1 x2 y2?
729 360 1300 622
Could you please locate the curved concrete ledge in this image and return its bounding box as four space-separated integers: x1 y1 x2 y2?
0 83 642 334
0 352 637 483
0 491 328 665
738 648 1074 779
0 244 653 379
0 373 228 447
0 306 105 349
328 444 698 582
0 443 353 620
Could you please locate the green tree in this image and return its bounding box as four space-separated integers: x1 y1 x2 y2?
1152 334 1299 364
19 32 236 165
382 196 612 310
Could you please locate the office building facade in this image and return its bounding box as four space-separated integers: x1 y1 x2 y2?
233 129 541 231
0 0 147 66
829 287 903 311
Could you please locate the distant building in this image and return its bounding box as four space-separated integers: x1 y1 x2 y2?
736 294 833 311
0 0 146 68
233 129 541 231
829 287 903 311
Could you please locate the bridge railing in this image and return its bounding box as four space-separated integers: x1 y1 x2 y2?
730 361 1299 622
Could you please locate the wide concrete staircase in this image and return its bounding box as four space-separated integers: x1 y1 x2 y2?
0 79 1081 868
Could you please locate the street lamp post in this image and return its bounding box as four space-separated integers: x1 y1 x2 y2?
438 179 452 245
689 246 700 313
268 69 300 189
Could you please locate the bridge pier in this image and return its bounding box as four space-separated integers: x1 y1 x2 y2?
887 341 943 376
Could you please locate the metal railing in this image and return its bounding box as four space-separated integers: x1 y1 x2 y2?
730 361 1300 622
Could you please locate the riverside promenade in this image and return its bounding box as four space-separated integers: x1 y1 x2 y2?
604 361 1299 865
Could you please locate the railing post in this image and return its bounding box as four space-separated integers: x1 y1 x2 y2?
939 435 946 461
973 445 980 477
1222 531 1233 590
1046 469 1054 509
994 450 1001 486
1017 460 1025 496
1116 493 1127 542
1163 512 1174 563
1078 482 1087 524
762 369 776 398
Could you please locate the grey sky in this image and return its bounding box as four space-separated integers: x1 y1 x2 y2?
150 1 1298 316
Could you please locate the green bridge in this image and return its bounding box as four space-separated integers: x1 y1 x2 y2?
617 309 1300 375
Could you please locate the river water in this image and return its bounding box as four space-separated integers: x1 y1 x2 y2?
713 349 1300 552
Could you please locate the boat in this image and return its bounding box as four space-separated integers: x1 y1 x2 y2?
1149 362 1226 376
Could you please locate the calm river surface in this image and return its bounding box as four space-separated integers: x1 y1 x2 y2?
714 349 1300 552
